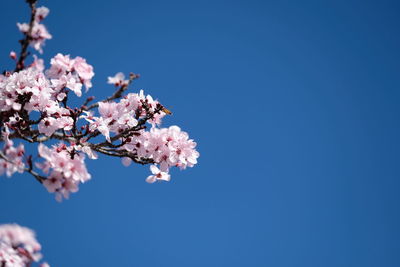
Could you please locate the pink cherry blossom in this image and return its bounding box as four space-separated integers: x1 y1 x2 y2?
30 55 45 72
107 72 129 86
43 171 63 193
17 11 52 54
0 224 49 266
73 56 94 90
46 53 94 96
9 51 17 60
77 144 98 160
47 53 74 77
122 125 199 178
0 140 25 178
38 117 59 136
35 6 49 22
0 242 25 267
146 165 171 183
37 143 91 201
98 101 120 119
0 68 54 113
51 73 83 97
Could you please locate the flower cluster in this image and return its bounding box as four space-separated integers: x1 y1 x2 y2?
0 224 49 267
46 53 95 95
17 6 51 53
0 53 94 138
122 126 199 182
0 68 51 112
0 138 25 178
83 88 166 142
37 143 91 201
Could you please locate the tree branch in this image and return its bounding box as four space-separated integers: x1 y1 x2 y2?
15 0 38 72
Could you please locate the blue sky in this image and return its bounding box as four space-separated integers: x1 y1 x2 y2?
1 0 400 266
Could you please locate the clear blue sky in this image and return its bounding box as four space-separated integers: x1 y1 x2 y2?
1 0 400 266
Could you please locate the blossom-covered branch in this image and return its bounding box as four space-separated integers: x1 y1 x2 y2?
0 0 199 201
15 0 51 71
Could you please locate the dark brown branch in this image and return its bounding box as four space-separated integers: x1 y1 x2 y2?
15 0 38 72
90 146 154 165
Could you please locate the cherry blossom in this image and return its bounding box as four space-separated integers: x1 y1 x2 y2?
146 164 170 183
0 139 25 178
122 126 199 174
17 5 52 53
37 143 91 201
9 51 17 60
46 53 94 96
73 57 94 90
30 55 45 72
35 6 49 22
108 72 129 87
0 242 25 267
38 117 59 136
0 224 49 267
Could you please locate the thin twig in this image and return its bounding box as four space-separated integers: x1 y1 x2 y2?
0 150 44 183
15 0 38 72
85 73 139 110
